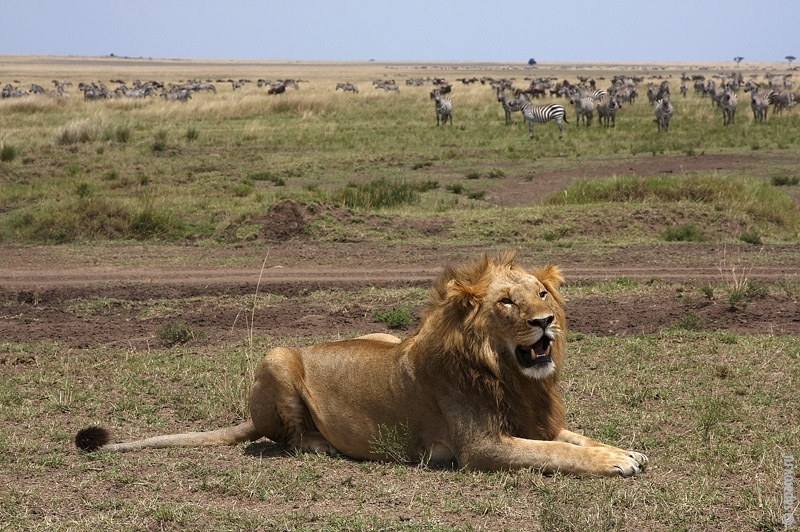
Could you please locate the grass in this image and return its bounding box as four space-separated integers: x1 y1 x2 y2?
1 324 797 531
2 59 799 245
1 57 799 531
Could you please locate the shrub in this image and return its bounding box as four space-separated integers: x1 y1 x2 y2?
374 307 414 329
334 179 419 209
661 223 706 242
739 231 762 245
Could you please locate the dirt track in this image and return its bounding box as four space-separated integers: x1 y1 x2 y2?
2 239 798 352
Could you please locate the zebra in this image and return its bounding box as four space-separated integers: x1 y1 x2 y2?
569 95 594 127
744 80 776 121
516 95 568 139
749 91 769 122
496 88 523 125
596 95 620 128
654 98 674 132
433 90 453 126
335 82 358 94
720 90 737 126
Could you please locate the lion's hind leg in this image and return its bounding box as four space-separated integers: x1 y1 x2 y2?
248 346 340 456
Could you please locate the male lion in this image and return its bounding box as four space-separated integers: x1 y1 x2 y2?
76 251 648 477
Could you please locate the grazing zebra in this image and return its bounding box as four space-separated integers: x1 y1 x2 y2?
335 82 358 93
516 95 567 139
720 91 737 126
433 91 453 126
654 98 674 132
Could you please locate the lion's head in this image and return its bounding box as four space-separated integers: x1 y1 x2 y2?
414 250 566 382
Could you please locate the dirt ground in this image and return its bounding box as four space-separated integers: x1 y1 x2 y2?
2 152 799 349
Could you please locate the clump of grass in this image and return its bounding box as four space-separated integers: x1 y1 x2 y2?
333 178 419 209
1 142 18 162
185 125 199 142
739 231 762 245
151 128 169 152
661 223 706 242
487 168 505 179
369 422 414 463
374 307 414 329
74 182 92 199
55 115 124 145
248 171 285 186
465 171 481 179
674 312 702 331
157 321 197 346
771 176 799 186
446 183 465 194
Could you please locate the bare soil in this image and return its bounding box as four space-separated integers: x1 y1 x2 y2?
2 152 799 349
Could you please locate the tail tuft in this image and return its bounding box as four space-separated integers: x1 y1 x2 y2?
75 426 111 451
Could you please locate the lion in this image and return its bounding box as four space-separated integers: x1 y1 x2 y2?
75 251 648 477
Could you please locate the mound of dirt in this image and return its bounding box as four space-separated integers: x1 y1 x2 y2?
260 200 313 241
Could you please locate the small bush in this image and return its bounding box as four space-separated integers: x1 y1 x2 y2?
465 171 481 180
488 168 505 179
739 231 762 245
374 307 415 329
661 223 706 242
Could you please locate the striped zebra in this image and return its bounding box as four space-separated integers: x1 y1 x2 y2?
720 91 737 126
496 88 523 125
654 98 674 132
744 80 778 121
516 95 567 139
433 91 453 126
335 82 358 94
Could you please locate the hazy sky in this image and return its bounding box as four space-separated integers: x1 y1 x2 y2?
2 0 798 63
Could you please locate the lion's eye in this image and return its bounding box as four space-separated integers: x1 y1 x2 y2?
539 290 548 300
499 297 514 306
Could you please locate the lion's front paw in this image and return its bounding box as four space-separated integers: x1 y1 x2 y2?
612 450 648 477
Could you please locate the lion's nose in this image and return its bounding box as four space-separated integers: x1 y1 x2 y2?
528 315 554 330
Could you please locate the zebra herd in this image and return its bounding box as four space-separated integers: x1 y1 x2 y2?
4 70 796 139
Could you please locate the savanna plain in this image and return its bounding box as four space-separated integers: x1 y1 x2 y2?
1 55 799 531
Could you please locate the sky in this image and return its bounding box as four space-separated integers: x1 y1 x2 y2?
2 0 798 64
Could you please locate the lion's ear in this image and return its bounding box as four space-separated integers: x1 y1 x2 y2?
446 278 483 310
534 265 564 304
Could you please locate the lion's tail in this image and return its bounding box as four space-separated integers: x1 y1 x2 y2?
75 420 261 452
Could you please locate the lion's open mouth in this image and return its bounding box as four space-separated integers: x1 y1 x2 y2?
515 335 552 368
